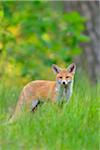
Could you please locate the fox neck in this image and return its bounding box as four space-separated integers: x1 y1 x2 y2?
55 80 73 102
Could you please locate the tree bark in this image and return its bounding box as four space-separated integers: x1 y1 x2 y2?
63 1 100 83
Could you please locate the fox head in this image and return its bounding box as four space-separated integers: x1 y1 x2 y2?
52 63 76 86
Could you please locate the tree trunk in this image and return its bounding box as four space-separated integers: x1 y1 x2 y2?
64 1 100 83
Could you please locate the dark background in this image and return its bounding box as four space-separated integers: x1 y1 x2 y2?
0 1 99 85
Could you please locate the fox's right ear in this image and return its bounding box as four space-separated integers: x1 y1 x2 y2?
52 64 61 74
67 63 76 74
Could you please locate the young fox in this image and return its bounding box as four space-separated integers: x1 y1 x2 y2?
10 63 76 122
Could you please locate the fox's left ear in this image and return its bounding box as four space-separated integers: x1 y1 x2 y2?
52 64 61 74
67 63 76 74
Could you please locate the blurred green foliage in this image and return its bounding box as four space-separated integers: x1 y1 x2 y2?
0 1 89 85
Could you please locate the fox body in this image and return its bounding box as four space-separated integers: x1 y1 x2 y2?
10 63 76 122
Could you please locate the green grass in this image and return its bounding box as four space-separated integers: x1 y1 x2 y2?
0 78 99 150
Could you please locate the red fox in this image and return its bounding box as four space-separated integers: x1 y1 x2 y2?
9 63 76 122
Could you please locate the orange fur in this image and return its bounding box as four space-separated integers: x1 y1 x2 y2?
9 63 76 122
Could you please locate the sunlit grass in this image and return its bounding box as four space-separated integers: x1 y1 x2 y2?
0 77 99 150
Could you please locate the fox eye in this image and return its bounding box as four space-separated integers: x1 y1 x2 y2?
66 76 69 78
59 77 62 79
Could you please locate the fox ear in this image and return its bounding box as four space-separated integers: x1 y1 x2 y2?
52 64 61 74
67 63 76 74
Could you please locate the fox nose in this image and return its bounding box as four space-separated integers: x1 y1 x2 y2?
62 81 66 85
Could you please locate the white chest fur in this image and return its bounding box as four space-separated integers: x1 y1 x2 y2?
56 81 73 102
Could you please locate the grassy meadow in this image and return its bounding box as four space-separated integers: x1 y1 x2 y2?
0 2 99 150
0 75 99 150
